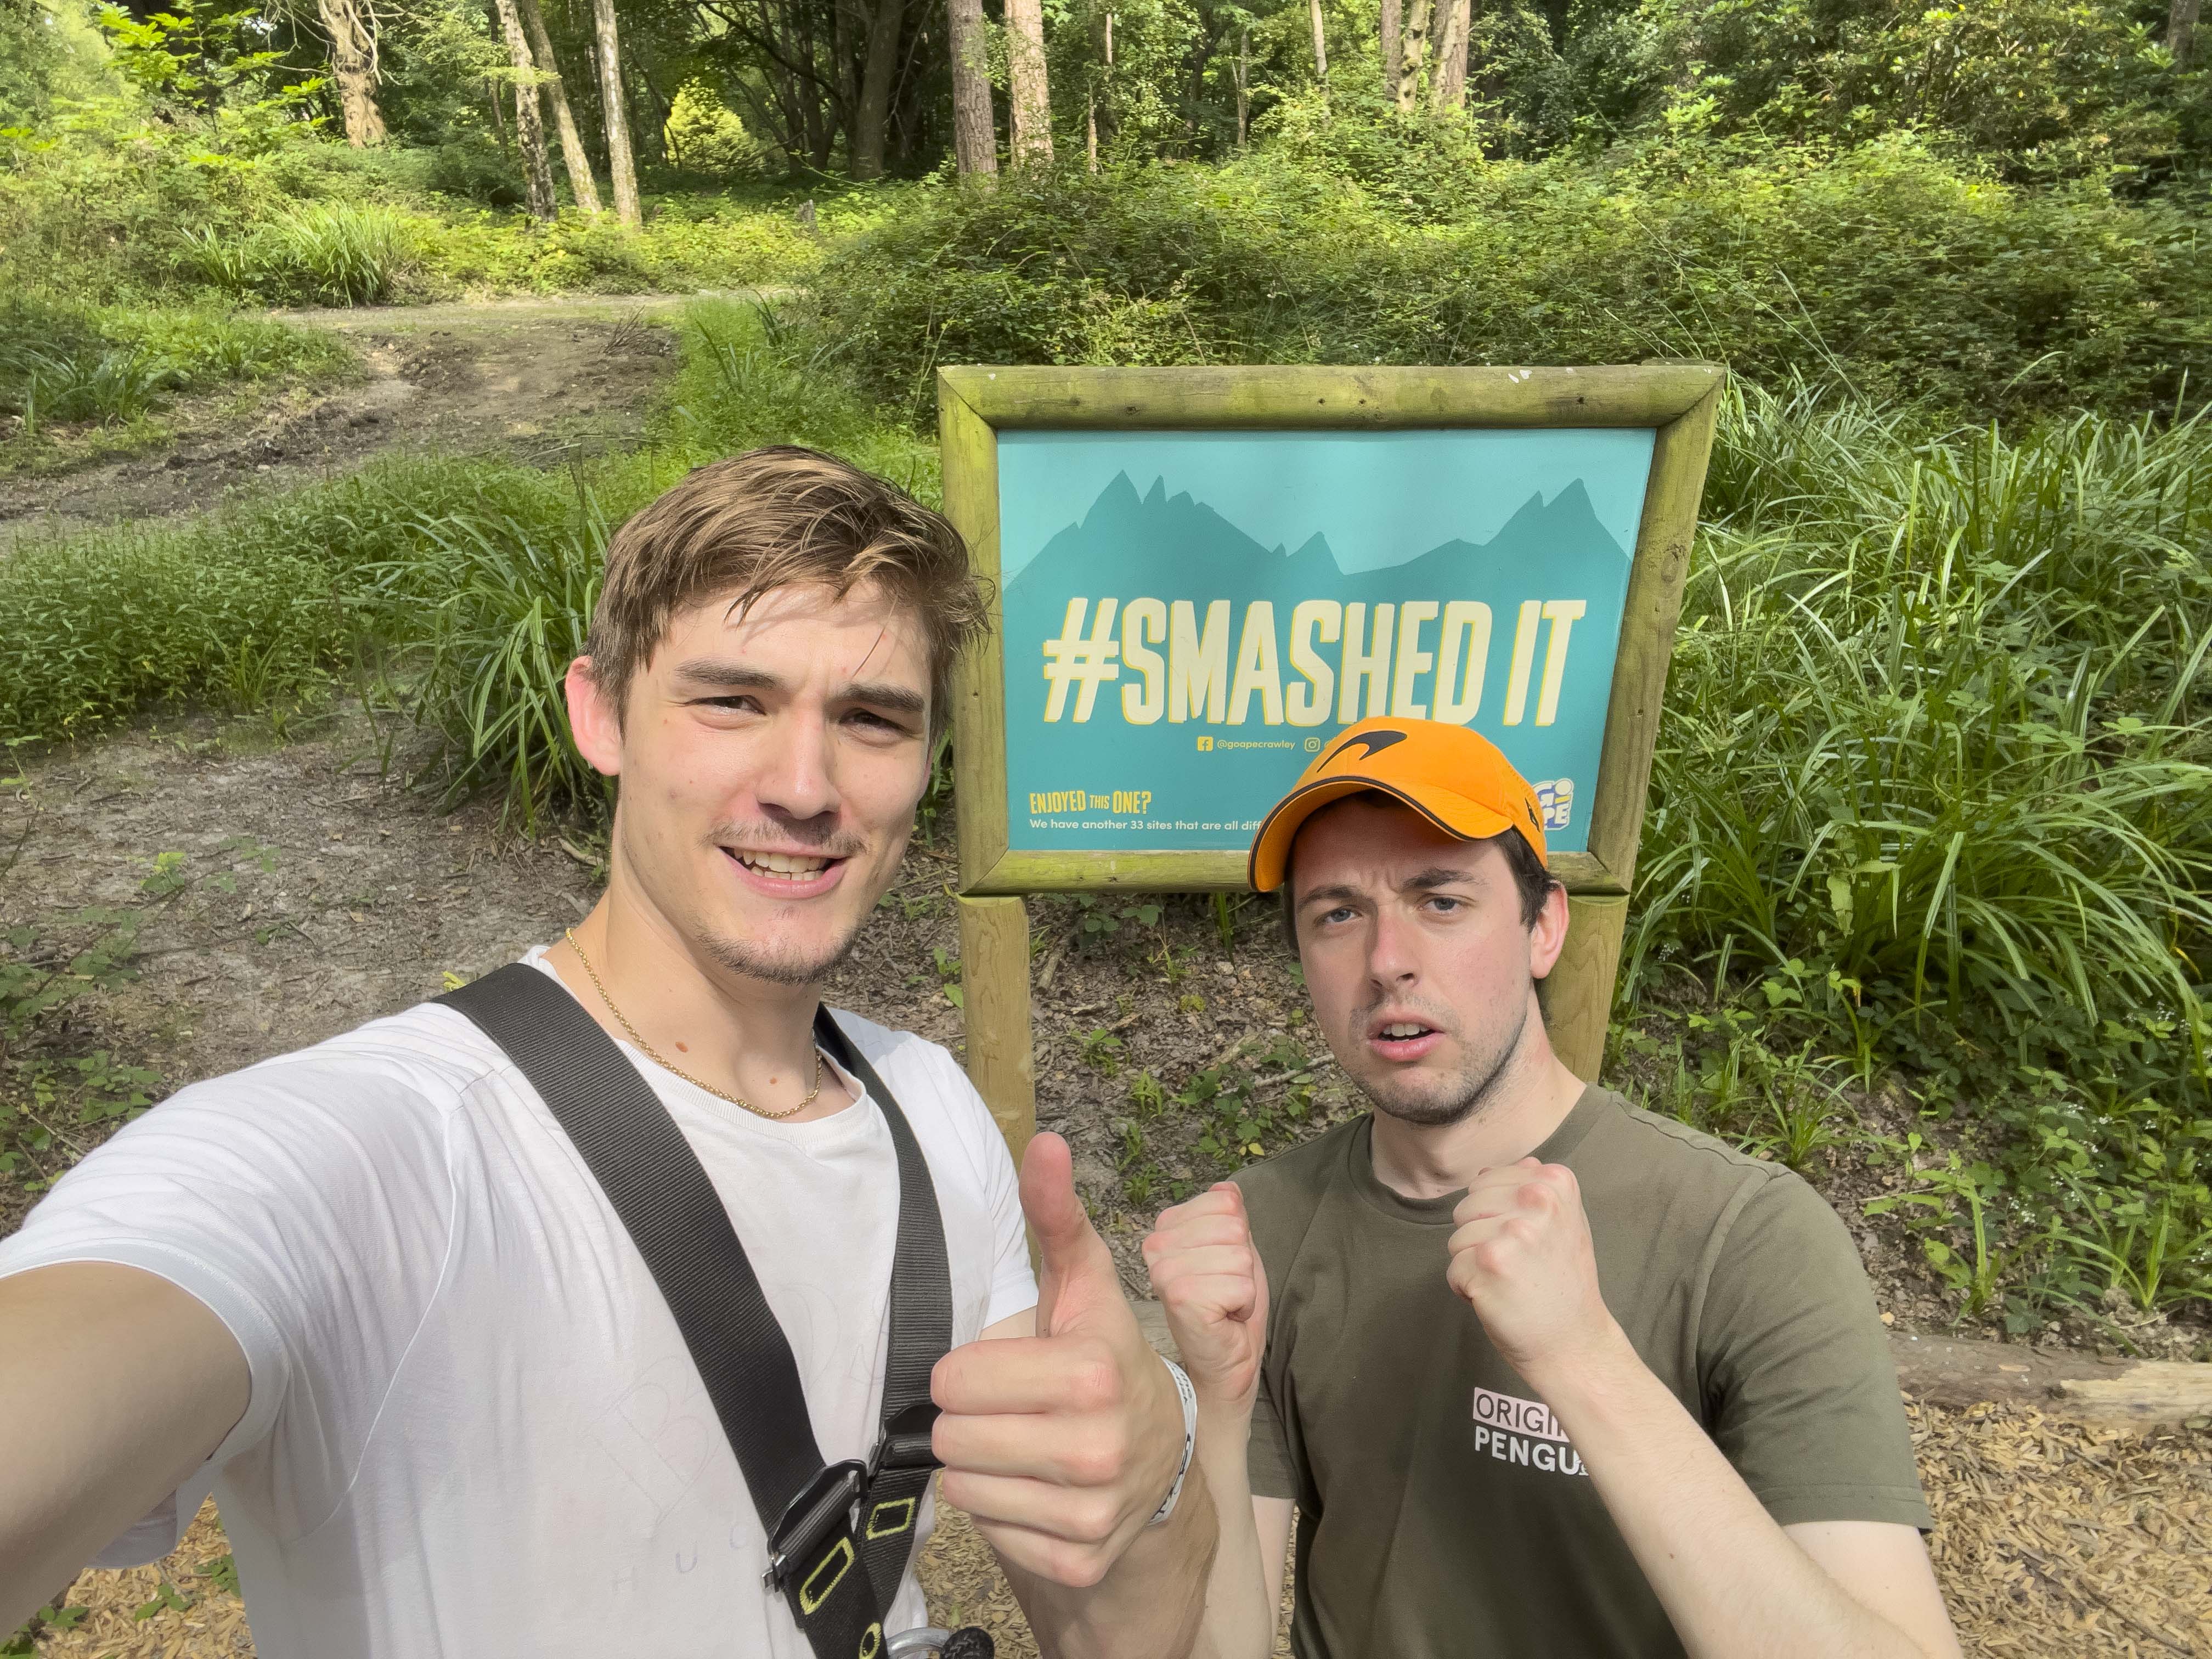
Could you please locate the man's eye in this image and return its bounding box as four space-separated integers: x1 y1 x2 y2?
699 695 762 714
1423 895 1464 913
846 709 909 735
1321 906 1356 926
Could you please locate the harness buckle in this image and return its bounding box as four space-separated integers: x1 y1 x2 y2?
763 1459 867 1594
867 1399 944 1484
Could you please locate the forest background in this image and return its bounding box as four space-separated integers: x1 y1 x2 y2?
2 0 2210 1419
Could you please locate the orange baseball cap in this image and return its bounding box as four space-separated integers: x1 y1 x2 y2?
1247 716 1548 893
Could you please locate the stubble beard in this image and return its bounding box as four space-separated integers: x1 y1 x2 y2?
697 918 869 988
1359 999 1532 1130
655 815 882 989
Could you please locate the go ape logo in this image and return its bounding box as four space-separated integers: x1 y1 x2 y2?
1040 597 1588 730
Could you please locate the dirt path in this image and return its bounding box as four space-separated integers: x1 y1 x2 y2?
0 292 736 544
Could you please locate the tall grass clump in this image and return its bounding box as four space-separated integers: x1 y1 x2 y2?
1627 380 2212 1329
184 202 422 306
0 297 354 445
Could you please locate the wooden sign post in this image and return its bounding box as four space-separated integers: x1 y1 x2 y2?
938 365 1724 1163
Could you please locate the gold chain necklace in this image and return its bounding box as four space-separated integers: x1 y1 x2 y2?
562 929 823 1121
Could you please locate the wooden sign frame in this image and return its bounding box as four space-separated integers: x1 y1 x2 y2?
937 364 1724 1161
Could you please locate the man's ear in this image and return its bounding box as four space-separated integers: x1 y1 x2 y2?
1527 882 1571 981
566 657 624 778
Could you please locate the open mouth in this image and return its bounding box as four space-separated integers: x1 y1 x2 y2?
1367 1018 1444 1062
721 847 849 892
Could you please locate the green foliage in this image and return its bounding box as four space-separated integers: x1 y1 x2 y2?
365 472 618 827
0 294 347 448
199 1552 241 1596
664 79 769 179
0 0 110 129
1619 377 2212 1328
1 1602 87 1657
95 0 322 127
810 139 2212 422
185 200 422 303
0 517 352 738
0 301 929 828
1646 0 2207 183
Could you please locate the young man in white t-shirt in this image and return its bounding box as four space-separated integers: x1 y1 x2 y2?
0 447 1215 1657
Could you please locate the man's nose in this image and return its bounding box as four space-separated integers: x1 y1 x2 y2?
752 707 840 823
1366 905 1421 988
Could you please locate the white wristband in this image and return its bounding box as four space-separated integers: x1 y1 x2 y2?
1147 1355 1199 1527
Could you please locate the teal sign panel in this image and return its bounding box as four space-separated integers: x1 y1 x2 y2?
997 429 1656 857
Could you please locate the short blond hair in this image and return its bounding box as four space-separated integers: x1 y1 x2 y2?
585 446 988 730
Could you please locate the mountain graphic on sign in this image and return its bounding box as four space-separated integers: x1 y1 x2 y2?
1002 470 1629 649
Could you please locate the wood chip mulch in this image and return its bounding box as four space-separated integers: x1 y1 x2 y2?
32 1402 2211 1657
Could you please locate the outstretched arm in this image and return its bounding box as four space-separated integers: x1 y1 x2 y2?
0 1263 248 1633
1447 1160 1960 1659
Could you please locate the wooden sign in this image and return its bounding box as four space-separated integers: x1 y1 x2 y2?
937 365 1724 1160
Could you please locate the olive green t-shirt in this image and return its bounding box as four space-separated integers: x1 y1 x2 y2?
1234 1086 1929 1659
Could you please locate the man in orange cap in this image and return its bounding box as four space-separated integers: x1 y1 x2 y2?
1144 716 1961 1659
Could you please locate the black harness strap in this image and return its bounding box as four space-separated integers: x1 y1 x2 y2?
439 963 952 1659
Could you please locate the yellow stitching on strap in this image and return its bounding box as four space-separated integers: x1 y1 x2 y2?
859 1623 882 1658
866 1498 916 1539
799 1536 854 1614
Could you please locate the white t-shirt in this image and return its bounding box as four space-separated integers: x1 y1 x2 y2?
0 951 1036 1658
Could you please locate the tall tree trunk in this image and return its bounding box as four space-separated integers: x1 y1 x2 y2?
315 0 387 146
1380 0 1402 99
592 0 642 225
631 57 676 165
1430 0 1470 109
850 0 905 178
517 0 601 212
1234 24 1249 145
2171 0 2200 65
946 0 998 177
1308 0 1328 84
1102 10 1117 144
492 0 558 218
1393 0 1430 108
1005 0 1054 167
834 0 860 137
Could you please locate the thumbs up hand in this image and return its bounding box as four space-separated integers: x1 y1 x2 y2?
1142 1181 1268 1415
931 1134 1186 1589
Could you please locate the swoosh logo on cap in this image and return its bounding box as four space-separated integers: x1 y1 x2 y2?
1327 729 1408 764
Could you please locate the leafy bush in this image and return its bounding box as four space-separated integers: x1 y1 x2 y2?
808 138 2212 421
1622 380 2212 1330
664 80 770 180
0 343 181 430
1645 0 2208 183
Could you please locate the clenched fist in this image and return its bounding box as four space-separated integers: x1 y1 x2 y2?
1142 1182 1268 1415
1446 1158 1623 1384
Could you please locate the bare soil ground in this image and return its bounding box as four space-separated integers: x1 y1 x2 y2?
0 295 704 545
